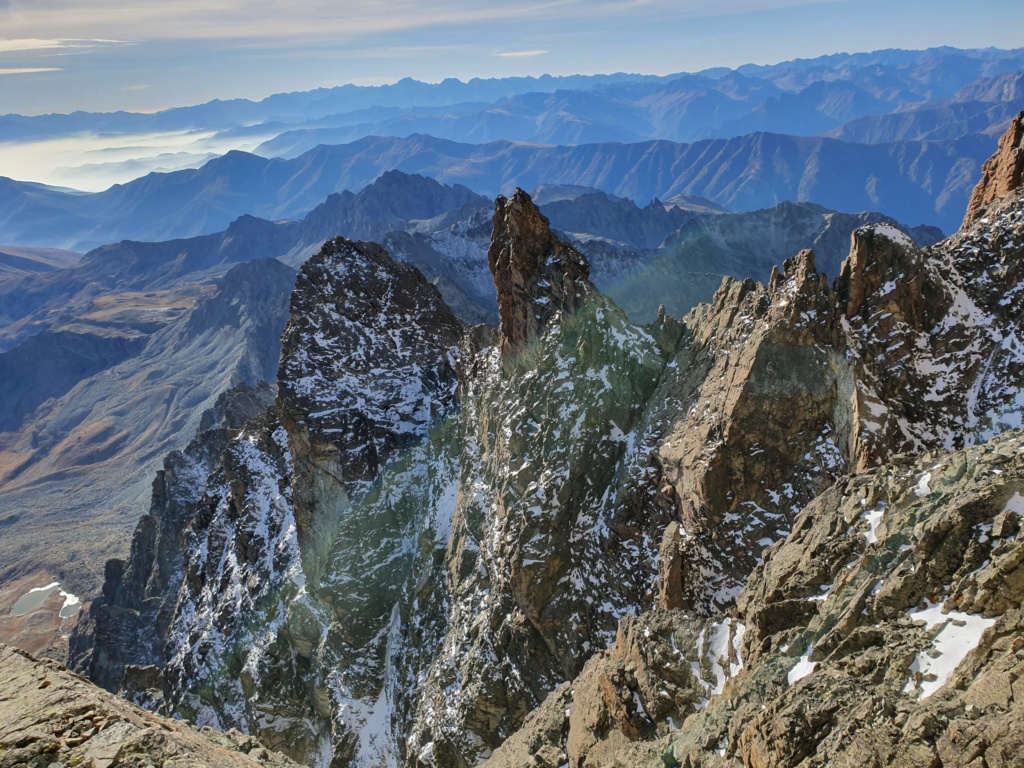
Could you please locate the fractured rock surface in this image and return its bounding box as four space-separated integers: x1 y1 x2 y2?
0 644 300 768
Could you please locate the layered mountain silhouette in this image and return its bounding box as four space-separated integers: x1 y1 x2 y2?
0 131 997 251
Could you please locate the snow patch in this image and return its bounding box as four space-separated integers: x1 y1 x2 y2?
863 503 887 545
787 643 816 685
914 472 932 498
902 601 997 699
867 223 915 249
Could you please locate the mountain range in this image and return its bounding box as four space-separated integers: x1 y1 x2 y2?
4 46 1022 154
2 46 1021 243
0 131 996 252
1 45 1024 768
0 167 942 621
55 113 1024 768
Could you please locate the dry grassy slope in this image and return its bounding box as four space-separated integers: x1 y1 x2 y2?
0 259 294 602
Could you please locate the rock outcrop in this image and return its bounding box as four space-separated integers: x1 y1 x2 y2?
486 430 1024 768
70 382 277 692
0 644 301 768
84 115 1024 768
963 110 1024 227
488 189 595 361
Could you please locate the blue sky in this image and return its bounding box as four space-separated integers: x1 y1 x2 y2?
0 0 1021 115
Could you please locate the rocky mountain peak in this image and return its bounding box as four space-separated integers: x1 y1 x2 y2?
276 236 465 581
963 110 1024 228
488 188 595 361
835 223 940 329
278 236 464 477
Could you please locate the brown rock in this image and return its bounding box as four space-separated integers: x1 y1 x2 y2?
963 111 1024 228
992 507 1019 539
656 522 687 611
0 644 300 768
488 189 595 362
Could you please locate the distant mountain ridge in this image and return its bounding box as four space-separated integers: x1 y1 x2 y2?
2 47 1021 199
0 130 997 250
5 46 1021 148
256 58 1024 158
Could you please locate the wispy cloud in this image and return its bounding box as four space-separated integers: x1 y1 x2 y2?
0 38 66 53
0 67 61 75
493 50 549 58
121 84 152 91
0 38 130 53
0 1 669 42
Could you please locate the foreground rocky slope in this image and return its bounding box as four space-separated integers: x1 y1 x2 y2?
81 115 1024 767
0 644 301 768
487 428 1024 767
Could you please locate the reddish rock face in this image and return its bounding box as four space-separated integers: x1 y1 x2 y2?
962 110 1024 229
487 189 595 362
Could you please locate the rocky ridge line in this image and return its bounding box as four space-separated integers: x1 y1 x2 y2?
80 115 1024 768
0 644 301 768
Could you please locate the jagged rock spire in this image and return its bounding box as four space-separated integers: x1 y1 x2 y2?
487 189 595 362
962 110 1024 229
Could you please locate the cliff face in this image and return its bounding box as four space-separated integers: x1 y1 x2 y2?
84 116 1024 768
488 189 595 362
962 110 1024 227
69 382 277 692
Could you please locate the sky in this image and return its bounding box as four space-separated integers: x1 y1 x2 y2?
0 0 1021 116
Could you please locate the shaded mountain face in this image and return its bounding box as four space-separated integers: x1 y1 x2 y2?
608 201 944 322
0 171 486 352
83 116 1024 768
0 245 81 281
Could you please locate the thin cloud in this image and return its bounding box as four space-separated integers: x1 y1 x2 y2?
0 38 130 53
0 1 617 42
0 39 66 53
493 50 549 58
0 67 62 74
